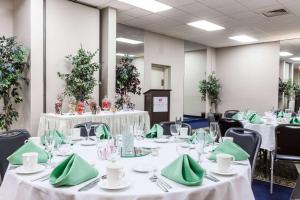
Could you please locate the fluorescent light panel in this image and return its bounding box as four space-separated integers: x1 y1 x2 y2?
291 57 300 61
187 20 225 31
118 0 172 13
229 35 257 43
280 51 293 57
116 53 135 57
116 37 143 44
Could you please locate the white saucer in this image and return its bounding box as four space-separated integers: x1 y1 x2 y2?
211 167 237 176
56 151 73 157
179 135 190 139
72 137 83 141
15 164 45 175
80 140 96 146
142 143 160 149
133 164 154 173
154 138 169 143
98 179 131 190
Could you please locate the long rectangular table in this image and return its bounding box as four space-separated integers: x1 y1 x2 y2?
37 110 150 136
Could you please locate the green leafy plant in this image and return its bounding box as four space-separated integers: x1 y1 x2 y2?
199 72 221 113
115 56 141 109
58 46 101 102
0 36 29 131
279 78 299 109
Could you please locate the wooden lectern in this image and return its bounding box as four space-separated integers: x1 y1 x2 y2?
144 89 171 126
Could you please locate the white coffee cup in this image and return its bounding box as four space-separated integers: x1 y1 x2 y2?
180 127 188 136
72 128 81 139
216 153 234 173
222 137 233 142
106 160 125 187
26 137 41 146
22 152 38 171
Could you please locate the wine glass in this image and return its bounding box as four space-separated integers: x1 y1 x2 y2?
175 117 182 135
209 122 219 146
85 121 92 141
170 124 179 142
195 136 205 163
44 130 55 168
135 122 145 141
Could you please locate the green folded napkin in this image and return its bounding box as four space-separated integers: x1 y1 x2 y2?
277 111 284 118
145 124 163 138
161 154 204 186
208 140 249 161
188 129 213 144
49 153 98 187
7 141 48 165
232 112 243 120
244 112 255 120
95 125 112 139
40 130 65 147
249 113 264 124
290 116 300 124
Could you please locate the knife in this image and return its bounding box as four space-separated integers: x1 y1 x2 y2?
204 174 220 182
78 178 100 192
31 174 50 182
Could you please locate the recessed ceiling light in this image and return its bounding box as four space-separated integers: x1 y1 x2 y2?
118 0 172 13
116 37 143 44
187 20 225 31
280 51 293 57
116 53 135 57
290 57 300 61
229 35 257 43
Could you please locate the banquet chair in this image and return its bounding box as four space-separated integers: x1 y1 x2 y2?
270 124 300 194
74 122 110 137
159 121 192 136
219 118 243 137
224 110 239 118
225 128 262 179
0 129 30 182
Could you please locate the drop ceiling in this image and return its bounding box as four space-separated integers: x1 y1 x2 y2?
80 0 300 48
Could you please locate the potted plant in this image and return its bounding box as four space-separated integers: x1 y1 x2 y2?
279 78 299 109
199 72 222 120
58 46 101 113
115 56 141 110
0 36 29 131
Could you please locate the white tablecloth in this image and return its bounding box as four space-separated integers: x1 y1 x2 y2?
241 121 276 151
37 110 150 136
0 140 254 200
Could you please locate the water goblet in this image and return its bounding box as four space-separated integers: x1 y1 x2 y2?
85 121 92 141
170 124 179 142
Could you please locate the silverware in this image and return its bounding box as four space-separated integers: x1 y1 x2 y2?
232 161 248 166
204 174 219 182
149 173 169 192
78 175 107 192
31 174 50 182
156 181 168 192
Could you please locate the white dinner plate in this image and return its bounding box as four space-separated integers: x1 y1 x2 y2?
142 143 160 149
80 140 96 146
98 179 131 190
72 137 83 141
56 151 73 157
178 135 190 139
153 138 169 143
210 167 237 176
133 164 154 173
15 164 45 175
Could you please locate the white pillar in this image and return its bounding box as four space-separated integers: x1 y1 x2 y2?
100 7 116 101
205 47 217 114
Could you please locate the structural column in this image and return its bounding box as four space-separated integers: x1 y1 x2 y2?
205 47 217 114
100 7 116 101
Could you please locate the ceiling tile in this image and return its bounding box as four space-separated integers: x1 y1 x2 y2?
158 9 198 23
120 7 152 17
159 0 196 7
179 2 223 18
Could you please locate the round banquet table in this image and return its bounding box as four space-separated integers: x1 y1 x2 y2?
0 139 255 200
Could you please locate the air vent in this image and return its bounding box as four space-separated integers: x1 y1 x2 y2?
262 8 289 17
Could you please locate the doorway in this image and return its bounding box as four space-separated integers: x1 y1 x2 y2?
151 64 171 89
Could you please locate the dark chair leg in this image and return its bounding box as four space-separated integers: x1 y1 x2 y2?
264 150 268 178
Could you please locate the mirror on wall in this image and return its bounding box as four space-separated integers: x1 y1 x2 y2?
184 41 207 118
116 24 145 110
279 39 300 112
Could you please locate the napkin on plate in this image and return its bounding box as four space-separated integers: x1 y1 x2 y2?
40 130 65 146
244 112 256 120
95 125 112 139
249 113 264 124
145 124 163 138
232 112 243 120
161 154 204 186
277 111 284 118
49 153 98 187
7 141 48 165
188 129 213 144
290 116 300 124
208 140 249 161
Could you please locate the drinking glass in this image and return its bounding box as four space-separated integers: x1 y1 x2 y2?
85 121 92 141
175 117 182 135
209 122 219 146
135 122 145 141
195 136 205 163
44 131 55 168
170 124 179 142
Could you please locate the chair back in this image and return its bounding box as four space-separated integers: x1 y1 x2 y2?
159 122 192 136
275 124 300 158
74 122 110 137
224 110 239 118
225 128 261 176
218 118 243 137
0 129 30 180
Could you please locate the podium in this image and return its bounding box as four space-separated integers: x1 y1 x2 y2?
144 89 171 126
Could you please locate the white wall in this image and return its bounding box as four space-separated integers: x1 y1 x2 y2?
216 42 280 114
144 32 185 120
46 0 100 112
184 50 206 115
0 0 14 37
